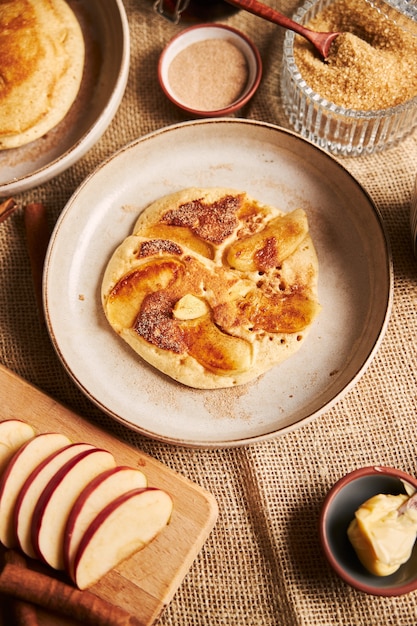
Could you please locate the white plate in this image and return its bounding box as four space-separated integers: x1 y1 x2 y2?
0 0 129 196
44 119 393 448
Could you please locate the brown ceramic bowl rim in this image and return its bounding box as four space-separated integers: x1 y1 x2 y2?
158 23 262 117
319 465 417 596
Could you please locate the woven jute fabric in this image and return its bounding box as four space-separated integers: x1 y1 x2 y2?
1 1 417 624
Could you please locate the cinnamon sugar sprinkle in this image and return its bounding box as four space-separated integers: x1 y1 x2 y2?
162 195 242 244
137 239 182 257
293 0 417 110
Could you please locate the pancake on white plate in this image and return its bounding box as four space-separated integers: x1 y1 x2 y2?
0 0 85 149
102 188 321 389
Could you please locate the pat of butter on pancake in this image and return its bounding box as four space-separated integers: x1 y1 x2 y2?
0 0 85 149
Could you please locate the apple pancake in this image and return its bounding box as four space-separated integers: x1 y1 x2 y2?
102 188 321 389
0 0 85 149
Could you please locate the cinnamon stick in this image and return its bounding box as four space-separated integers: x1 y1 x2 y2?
0 198 18 225
3 551 38 626
23 202 50 322
0 559 142 626
8 600 38 626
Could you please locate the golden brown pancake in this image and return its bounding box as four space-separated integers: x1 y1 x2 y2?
0 0 85 149
102 188 321 389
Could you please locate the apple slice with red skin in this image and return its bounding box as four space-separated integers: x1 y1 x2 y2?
14 442 96 558
0 432 71 548
64 465 147 580
72 487 173 590
31 447 116 570
0 419 35 474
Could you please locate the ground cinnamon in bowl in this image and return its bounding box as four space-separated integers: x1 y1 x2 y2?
168 39 248 111
158 23 262 116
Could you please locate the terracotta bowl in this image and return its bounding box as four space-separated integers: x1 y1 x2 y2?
320 466 417 595
158 23 262 117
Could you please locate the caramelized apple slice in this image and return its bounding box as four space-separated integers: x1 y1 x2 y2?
182 314 252 375
252 290 322 334
72 487 173 590
139 223 213 259
226 209 309 272
215 287 320 335
105 259 183 330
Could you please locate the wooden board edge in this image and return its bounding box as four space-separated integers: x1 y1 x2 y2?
0 363 219 624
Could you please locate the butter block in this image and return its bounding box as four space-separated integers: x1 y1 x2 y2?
347 493 417 576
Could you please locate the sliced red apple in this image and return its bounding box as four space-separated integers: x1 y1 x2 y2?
31 447 116 570
63 465 147 580
0 419 35 474
0 432 71 548
72 487 173 590
14 442 96 558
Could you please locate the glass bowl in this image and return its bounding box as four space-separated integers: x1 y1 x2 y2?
281 0 417 156
366 0 417 26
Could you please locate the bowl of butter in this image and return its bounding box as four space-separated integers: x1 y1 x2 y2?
320 466 417 595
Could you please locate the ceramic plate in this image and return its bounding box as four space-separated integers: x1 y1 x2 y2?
44 119 393 448
0 0 129 196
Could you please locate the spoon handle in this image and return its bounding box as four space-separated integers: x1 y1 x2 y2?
226 0 310 35
398 491 417 515
225 0 340 58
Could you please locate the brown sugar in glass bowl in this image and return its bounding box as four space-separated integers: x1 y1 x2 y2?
158 23 262 116
281 0 417 156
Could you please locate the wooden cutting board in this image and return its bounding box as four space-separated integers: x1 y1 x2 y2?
0 364 218 625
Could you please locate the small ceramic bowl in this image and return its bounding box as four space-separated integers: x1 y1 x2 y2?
158 23 262 117
281 0 417 156
320 466 417 595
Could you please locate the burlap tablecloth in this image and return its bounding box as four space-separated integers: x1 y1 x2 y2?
1 1 417 624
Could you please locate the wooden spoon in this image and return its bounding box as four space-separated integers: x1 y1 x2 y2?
225 0 340 59
398 491 417 515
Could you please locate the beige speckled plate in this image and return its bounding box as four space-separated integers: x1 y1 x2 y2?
0 0 129 196
43 119 393 448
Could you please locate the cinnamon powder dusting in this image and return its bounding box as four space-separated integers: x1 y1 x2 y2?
135 291 186 353
161 195 242 244
137 239 182 257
